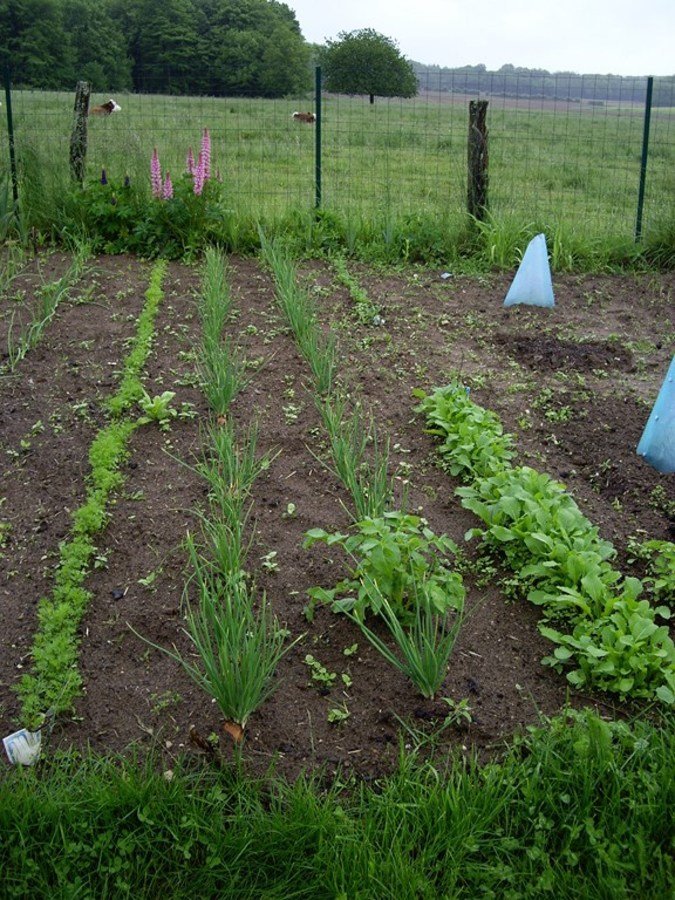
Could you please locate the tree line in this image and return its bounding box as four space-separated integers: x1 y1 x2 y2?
411 62 675 108
1 0 672 106
0 0 311 96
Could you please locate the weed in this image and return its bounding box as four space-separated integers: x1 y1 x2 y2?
304 654 337 689
327 703 350 724
137 389 177 430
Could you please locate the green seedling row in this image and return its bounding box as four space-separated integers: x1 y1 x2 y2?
417 383 675 703
17 260 167 726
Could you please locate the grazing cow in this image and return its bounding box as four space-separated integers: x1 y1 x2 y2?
90 99 121 116
292 111 316 124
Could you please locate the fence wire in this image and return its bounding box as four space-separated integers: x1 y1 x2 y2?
1 68 674 243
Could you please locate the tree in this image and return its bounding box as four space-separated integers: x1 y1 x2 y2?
62 0 132 90
321 28 417 104
200 0 309 97
0 0 72 87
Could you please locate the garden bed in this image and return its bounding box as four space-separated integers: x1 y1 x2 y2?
0 254 673 780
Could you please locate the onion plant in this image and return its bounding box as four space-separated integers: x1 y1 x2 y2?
349 575 465 699
317 392 393 519
198 336 250 416
140 555 296 731
259 231 337 394
199 246 232 341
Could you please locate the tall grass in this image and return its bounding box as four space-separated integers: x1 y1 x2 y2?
1 710 672 897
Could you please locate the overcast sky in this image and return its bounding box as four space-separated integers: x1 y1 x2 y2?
285 0 674 77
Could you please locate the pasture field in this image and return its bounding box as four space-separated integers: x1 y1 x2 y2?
0 247 673 895
3 87 674 251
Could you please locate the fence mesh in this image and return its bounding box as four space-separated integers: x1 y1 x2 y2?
2 68 674 243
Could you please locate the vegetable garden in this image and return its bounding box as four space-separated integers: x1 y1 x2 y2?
0 240 673 895
1 242 673 765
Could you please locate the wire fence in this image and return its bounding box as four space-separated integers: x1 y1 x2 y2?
2 67 674 244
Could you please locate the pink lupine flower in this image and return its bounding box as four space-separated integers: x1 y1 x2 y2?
193 151 205 196
162 171 173 199
151 148 162 198
186 147 195 175
200 128 211 180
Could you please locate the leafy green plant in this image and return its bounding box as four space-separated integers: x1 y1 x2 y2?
348 575 464 699
137 389 177 430
304 511 465 624
69 172 229 259
327 703 350 723
541 592 674 702
304 654 337 688
332 254 380 323
420 382 675 704
457 466 621 620
636 540 675 607
107 260 167 416
17 419 136 726
415 384 515 481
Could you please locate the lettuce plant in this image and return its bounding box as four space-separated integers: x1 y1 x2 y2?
419 381 675 704
415 384 515 481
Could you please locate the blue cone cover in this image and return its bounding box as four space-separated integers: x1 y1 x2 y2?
504 233 555 308
637 356 675 474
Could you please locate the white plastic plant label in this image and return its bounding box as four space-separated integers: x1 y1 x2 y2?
3 727 42 765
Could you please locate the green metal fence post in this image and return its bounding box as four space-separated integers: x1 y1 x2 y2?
635 75 654 242
3 66 19 206
315 65 322 210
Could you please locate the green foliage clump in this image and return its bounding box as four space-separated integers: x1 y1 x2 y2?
107 260 166 416
304 511 464 624
415 384 516 480
633 539 675 607
332 255 380 323
321 28 417 103
18 420 135 725
69 175 230 260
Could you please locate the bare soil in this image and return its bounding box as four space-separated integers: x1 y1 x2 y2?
1 254 673 780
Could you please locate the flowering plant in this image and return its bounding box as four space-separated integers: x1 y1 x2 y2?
69 128 229 258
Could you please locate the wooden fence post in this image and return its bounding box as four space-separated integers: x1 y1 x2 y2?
69 81 91 183
467 100 489 220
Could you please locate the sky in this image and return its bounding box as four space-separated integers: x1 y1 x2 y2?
285 0 675 77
